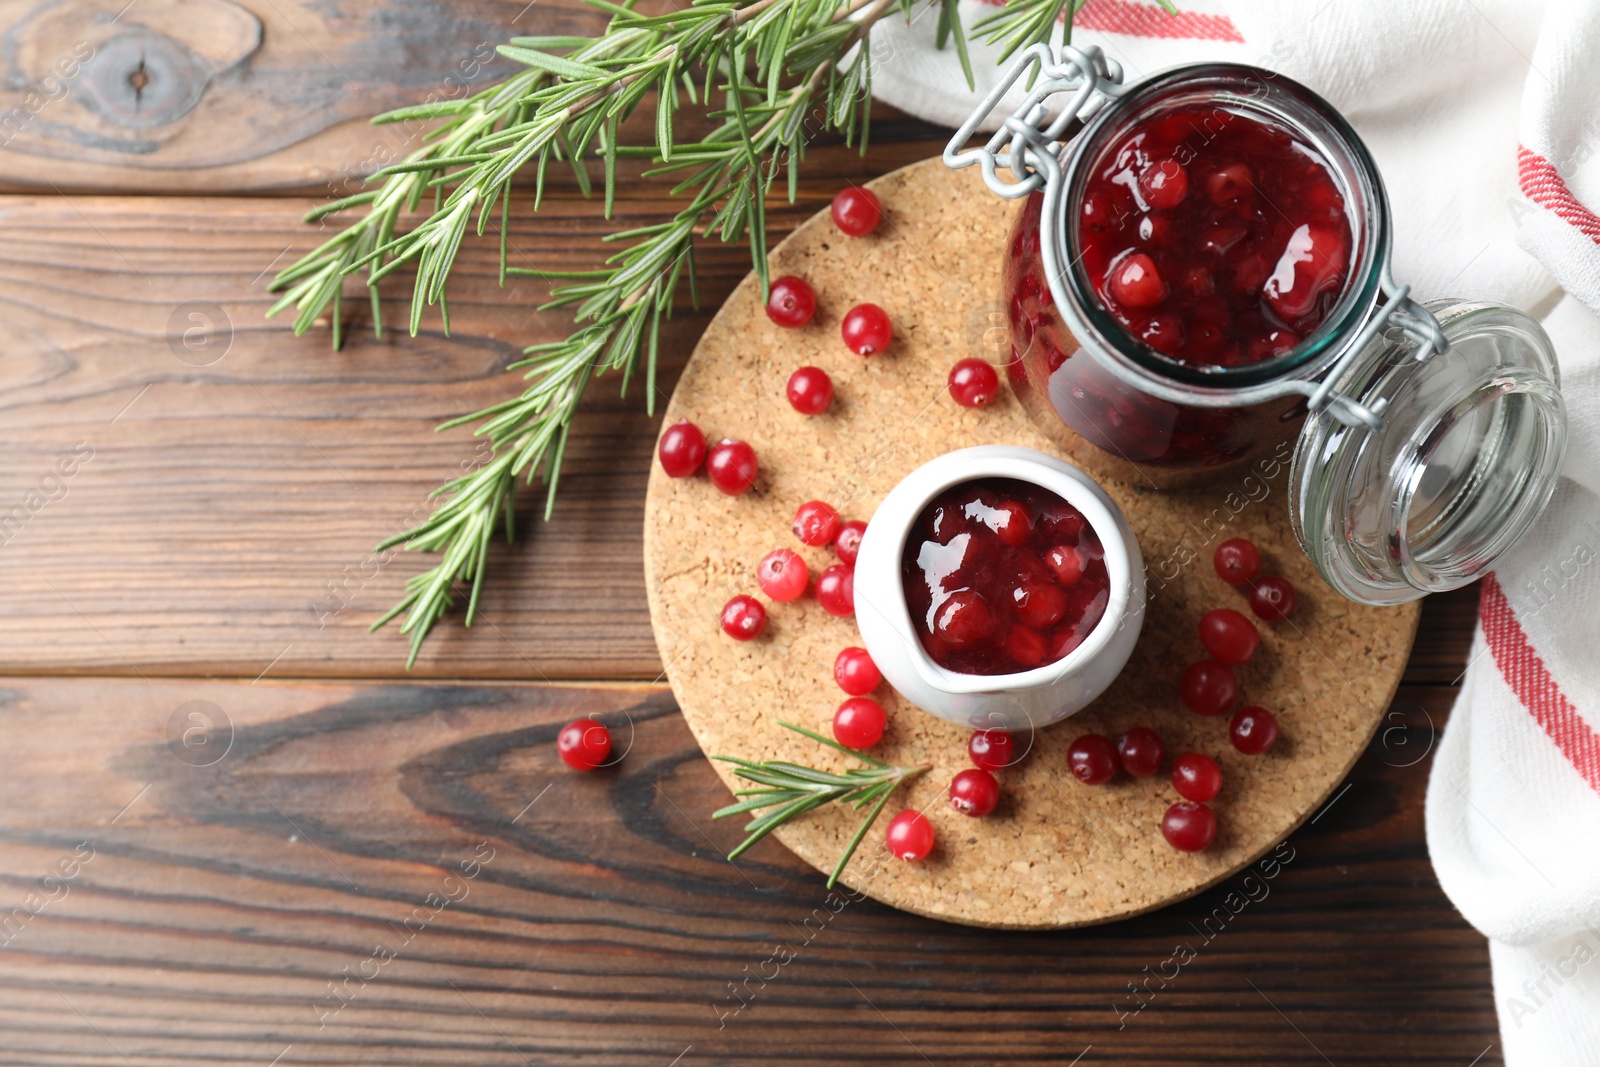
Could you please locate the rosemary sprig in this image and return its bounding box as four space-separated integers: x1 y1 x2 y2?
714 722 929 886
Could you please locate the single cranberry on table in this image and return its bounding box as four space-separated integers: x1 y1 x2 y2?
902 477 1110 676
720 595 767 641
1172 752 1223 802
657 419 707 478
1230 706 1280 754
831 186 882 237
1162 801 1217 852
786 366 833 415
948 358 1001 408
968 728 1018 771
1068 733 1118 785
832 697 887 749
1180 660 1238 716
885 809 935 861
557 718 612 770
1199 608 1260 665
765 275 816 328
793 500 841 547
1115 727 1165 777
1250 575 1299 621
949 768 1000 817
834 520 867 567
833 646 882 696
756 549 808 602
841 303 893 356
706 438 759 495
816 564 855 617
1213 538 1261 585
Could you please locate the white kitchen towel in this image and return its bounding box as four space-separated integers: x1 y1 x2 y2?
866 2 1600 1063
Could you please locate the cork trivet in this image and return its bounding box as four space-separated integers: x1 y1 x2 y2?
643 157 1419 929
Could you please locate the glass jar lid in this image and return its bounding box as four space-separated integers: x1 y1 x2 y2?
1289 300 1567 605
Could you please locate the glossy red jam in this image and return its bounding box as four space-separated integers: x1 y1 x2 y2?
1078 104 1351 367
901 478 1109 676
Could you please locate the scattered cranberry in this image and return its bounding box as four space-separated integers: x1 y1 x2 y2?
1213 538 1261 585
557 718 612 770
1068 734 1118 785
786 366 833 415
816 564 855 617
949 769 1000 817
1108 252 1166 309
968 729 1017 771
1172 753 1223 802
834 520 866 567
657 419 707 478
841 303 892 356
793 500 841 547
706 439 758 495
833 646 882 696
831 186 882 237
1162 801 1217 852
1230 706 1279 755
765 275 816 328
833 697 887 749
948 358 1000 408
1180 660 1238 716
1250 576 1298 621
720 595 766 641
756 549 808 602
1115 727 1165 777
1199 608 1259 665
885 809 934 861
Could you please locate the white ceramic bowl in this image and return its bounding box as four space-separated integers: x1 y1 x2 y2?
854 446 1145 731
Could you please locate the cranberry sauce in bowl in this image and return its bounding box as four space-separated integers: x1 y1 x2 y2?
901 477 1110 676
1077 103 1352 369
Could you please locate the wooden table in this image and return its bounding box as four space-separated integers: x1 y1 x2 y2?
0 2 1500 1063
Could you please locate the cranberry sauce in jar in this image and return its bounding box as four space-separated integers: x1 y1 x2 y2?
901 477 1110 676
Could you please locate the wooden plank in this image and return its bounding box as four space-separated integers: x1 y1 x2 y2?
0 678 1498 1065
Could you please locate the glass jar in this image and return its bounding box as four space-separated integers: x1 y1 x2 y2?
947 45 1568 605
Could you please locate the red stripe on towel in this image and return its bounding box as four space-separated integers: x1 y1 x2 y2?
1518 144 1600 245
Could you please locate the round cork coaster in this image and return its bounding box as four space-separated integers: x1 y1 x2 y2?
643 157 1420 929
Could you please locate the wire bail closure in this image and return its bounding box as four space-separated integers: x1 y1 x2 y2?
943 44 1450 433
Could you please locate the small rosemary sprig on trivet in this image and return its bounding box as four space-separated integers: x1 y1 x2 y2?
714 721 928 886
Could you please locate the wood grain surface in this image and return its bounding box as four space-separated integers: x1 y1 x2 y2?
0 0 1498 1062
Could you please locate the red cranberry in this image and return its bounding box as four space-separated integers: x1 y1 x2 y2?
932 590 994 647
831 186 882 237
1012 581 1066 629
557 718 612 770
1199 608 1259 665
1264 224 1349 321
833 646 882 695
885 809 934 861
1213 538 1261 585
786 366 833 415
1115 727 1165 777
1207 163 1254 204
657 419 706 478
816 564 855 617
1250 576 1298 621
793 500 841 547
1046 545 1083 586
1068 733 1117 785
1138 158 1189 210
706 439 758 495
1172 753 1222 802
949 768 1000 817
948 358 1000 408
833 697 887 749
1230 706 1279 755
968 729 1017 771
756 549 808 602
834 521 866 567
1108 252 1166 309
1180 660 1237 716
841 303 892 356
1002 624 1048 667
720 595 767 640
990 501 1031 547
1162 801 1217 852
765 275 816 328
